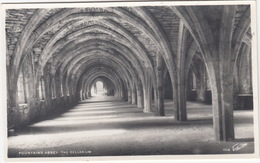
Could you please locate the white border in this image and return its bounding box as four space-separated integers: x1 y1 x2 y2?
0 0 259 163
0 1 258 8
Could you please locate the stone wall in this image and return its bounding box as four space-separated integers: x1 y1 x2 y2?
8 52 78 129
8 95 77 130
6 9 36 64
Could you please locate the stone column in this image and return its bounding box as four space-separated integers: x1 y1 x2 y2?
143 75 152 113
155 54 165 116
175 21 188 121
131 87 137 105
81 91 85 100
191 61 207 103
137 82 143 108
79 91 83 101
127 88 132 103
93 82 97 94
153 88 158 113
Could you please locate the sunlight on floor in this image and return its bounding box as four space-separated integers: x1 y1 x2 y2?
8 96 255 156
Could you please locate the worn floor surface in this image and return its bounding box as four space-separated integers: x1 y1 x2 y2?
8 96 255 158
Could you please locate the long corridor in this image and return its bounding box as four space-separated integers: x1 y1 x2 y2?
8 96 254 157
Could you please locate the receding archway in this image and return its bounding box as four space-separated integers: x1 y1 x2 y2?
91 81 105 96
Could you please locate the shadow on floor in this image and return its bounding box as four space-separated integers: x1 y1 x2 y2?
15 118 214 135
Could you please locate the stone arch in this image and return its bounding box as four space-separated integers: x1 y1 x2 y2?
72 62 133 99
79 68 126 100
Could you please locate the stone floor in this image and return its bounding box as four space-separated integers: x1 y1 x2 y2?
8 96 255 158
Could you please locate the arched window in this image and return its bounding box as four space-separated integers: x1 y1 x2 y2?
191 72 196 90
38 77 45 100
17 70 27 104
61 83 64 97
96 81 103 94
91 81 105 96
238 44 252 94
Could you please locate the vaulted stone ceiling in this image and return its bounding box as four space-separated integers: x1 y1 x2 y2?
6 7 184 94
6 6 250 70
6 6 250 86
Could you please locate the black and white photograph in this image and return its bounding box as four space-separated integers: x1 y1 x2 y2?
0 0 259 162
